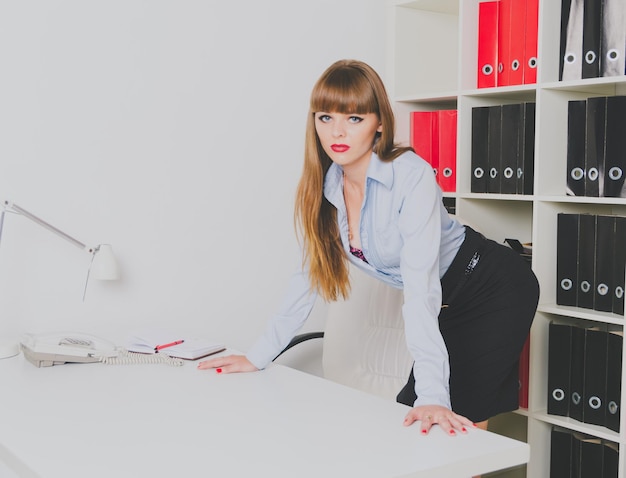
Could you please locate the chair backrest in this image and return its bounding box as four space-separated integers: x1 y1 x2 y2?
322 264 413 401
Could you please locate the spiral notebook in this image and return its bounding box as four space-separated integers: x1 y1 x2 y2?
127 332 225 360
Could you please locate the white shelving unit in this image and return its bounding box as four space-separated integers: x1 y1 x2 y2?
387 1 626 477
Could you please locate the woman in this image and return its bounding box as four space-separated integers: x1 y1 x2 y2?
199 59 540 436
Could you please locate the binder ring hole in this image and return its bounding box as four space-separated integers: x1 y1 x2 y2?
609 167 623 180
587 168 598 181
589 396 601 410
585 51 597 64
552 389 565 402
581 281 591 293
474 167 484 179
498 62 503 73
504 167 514 179
615 286 624 299
571 167 584 181
489 167 498 179
560 278 573 291
443 167 453 178
609 401 619 415
433 168 438 176
528 57 537 68
572 392 581 405
517 167 523 179
482 64 493 76
511 59 520 71
607 49 619 62
565 53 576 65
597 283 609 296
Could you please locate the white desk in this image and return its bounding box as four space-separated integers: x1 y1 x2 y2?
0 352 529 478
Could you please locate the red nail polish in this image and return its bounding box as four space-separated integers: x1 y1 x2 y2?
449 430 456 436
216 368 222 373
462 427 467 433
421 429 427 435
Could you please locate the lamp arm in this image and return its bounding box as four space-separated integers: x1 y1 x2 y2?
3 201 93 253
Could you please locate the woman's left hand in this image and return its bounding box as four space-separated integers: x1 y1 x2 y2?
403 405 475 436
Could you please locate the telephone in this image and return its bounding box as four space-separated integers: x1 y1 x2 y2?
20 332 119 368
20 332 184 367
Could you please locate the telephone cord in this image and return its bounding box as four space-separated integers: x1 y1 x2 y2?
99 349 184 367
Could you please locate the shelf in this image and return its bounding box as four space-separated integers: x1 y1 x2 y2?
456 193 534 202
533 410 622 444
461 83 538 99
394 93 458 104
534 195 626 206
389 0 458 16
388 0 626 475
541 76 626 95
538 304 625 326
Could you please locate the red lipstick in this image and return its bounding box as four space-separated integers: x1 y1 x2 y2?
331 144 350 152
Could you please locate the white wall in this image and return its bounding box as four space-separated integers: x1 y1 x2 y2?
0 1 386 352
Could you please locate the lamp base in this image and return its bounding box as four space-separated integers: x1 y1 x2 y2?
0 340 20 359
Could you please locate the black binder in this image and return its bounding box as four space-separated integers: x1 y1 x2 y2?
603 441 619 478
605 330 623 432
487 105 502 193
500 103 520 194
601 0 626 77
585 96 606 197
519 102 535 195
561 0 584 81
570 324 586 422
557 213 579 306
567 100 587 196
548 322 573 417
576 434 605 478
560 0 573 80
582 327 608 426
594 215 615 312
604 95 626 197
582 0 604 79
552 428 619 478
471 106 490 193
613 216 626 315
577 214 596 309
550 427 573 478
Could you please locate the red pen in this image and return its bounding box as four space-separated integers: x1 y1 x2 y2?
154 339 184 352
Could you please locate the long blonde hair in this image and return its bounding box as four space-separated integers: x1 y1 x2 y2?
294 59 411 301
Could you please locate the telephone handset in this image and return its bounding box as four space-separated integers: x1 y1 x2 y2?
20 332 119 367
20 332 184 367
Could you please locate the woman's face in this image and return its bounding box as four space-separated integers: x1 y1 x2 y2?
314 111 382 169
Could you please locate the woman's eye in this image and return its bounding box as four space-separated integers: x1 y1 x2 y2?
318 114 332 123
348 116 363 123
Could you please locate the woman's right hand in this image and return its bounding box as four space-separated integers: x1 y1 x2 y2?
197 354 259 374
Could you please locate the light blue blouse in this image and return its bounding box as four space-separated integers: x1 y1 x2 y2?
247 150 466 408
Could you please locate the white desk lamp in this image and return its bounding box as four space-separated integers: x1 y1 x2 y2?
0 200 120 358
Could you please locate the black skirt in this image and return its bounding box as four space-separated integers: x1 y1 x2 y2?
397 226 540 423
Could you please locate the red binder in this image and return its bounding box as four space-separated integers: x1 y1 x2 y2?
477 1 499 88
509 0 526 86
437 110 457 192
410 111 439 181
523 0 539 84
497 0 512 86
